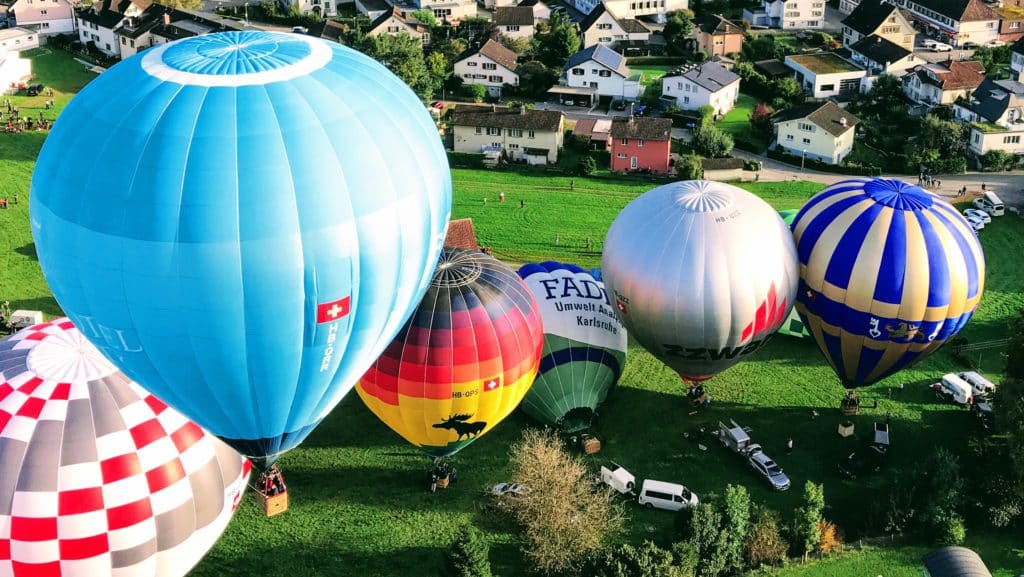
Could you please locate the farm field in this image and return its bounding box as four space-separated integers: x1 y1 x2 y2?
2 48 1022 577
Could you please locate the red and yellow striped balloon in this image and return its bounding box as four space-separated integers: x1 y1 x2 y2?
357 248 544 458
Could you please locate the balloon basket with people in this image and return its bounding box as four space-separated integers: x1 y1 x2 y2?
429 459 458 492
254 465 289 517
840 391 861 416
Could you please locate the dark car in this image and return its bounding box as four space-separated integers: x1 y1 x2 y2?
26 83 43 96
837 447 885 480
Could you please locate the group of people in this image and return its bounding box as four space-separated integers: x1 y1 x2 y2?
3 98 52 133
259 466 287 498
918 173 942 190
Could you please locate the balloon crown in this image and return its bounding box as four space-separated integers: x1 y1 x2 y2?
671 180 734 213
434 249 485 287
860 178 934 211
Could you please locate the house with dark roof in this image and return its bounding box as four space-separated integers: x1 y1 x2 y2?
366 7 428 44
841 0 915 50
660 61 741 115
76 0 237 58
578 3 649 50
451 105 565 163
454 39 520 98
494 6 536 39
609 116 672 173
771 100 860 164
518 0 552 22
889 0 998 47
692 14 744 57
954 77 1024 156
904 58 984 105
75 0 151 56
754 58 793 79
306 18 346 43
848 34 919 77
551 44 640 106
922 547 992 577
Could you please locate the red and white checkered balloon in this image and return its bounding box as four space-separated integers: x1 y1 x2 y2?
0 319 251 576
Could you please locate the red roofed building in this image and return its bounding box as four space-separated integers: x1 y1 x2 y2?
444 218 480 250
904 59 985 106
609 117 672 174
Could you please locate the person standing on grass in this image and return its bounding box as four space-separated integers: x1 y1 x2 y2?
785 437 793 454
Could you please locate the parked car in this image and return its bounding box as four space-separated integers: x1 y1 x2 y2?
932 373 973 405
959 370 996 398
963 208 991 224
637 479 699 511
974 191 1005 216
931 42 953 52
26 83 43 96
965 215 985 230
490 482 529 498
921 38 938 48
961 41 979 49
836 447 885 479
291 26 308 33
985 39 1005 47
430 101 445 110
747 446 791 491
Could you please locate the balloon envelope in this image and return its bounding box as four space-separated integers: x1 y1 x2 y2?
777 210 810 338
792 178 985 387
0 319 249 577
30 32 451 466
601 180 799 382
357 248 544 458
517 262 627 431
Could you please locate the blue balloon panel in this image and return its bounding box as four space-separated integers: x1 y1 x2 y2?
30 31 452 466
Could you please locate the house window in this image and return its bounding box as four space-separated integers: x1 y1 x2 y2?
506 25 520 31
617 153 627 158
882 25 899 33
591 69 600 74
508 143 520 149
528 130 535 138
589 81 598 88
820 84 835 91
785 11 800 17
487 127 502 135
599 36 612 42
685 84 691 92
130 39 135 47
509 129 523 137
802 137 811 144
786 134 794 140
483 62 496 70
684 96 690 103
476 127 482 134
467 62 478 66
598 23 612 29
798 122 815 132
1013 21 1021 28
1003 135 1020 144
987 21 995 28
492 142 501 147
40 8 47 13
489 75 503 82
621 138 628 145
599 70 611 77
572 68 584 75
387 25 400 32
807 20 819 26
121 37 127 44
637 139 644 148
974 133 980 143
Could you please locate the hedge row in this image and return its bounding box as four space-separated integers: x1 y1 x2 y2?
767 149 882 176
447 151 487 169
625 56 688 66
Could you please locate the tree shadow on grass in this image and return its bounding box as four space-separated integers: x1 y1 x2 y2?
194 539 445 577
14 243 36 261
5 296 63 319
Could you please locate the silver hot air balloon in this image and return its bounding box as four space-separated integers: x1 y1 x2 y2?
601 180 799 385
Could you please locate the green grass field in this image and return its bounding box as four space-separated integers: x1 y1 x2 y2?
3 49 1023 577
718 93 769 151
630 64 676 88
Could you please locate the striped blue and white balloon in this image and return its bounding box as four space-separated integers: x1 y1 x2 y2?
30 31 452 467
792 178 985 388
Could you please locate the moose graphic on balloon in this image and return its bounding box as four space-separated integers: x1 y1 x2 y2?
433 414 489 442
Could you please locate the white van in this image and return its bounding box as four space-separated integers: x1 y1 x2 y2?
959 371 996 397
637 480 699 512
600 462 636 495
973 192 1005 216
934 373 973 405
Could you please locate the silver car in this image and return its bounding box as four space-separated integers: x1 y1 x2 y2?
747 447 791 491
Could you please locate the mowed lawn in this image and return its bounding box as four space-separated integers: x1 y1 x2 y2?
2 49 1023 577
631 64 676 88
718 93 769 151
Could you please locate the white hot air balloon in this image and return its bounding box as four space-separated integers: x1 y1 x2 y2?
601 180 799 384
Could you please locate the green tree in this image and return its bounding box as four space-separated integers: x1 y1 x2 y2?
794 481 825 558
905 114 969 174
692 124 734 158
501 35 534 56
515 61 559 99
662 10 695 56
161 0 204 10
981 149 1014 171
848 74 915 153
410 8 438 27
677 153 702 180
1006 309 1024 380
581 541 681 577
577 155 597 176
426 51 450 92
468 83 487 102
358 33 436 99
744 507 787 568
445 524 493 577
971 44 1011 76
721 485 751 574
534 12 580 69
690 503 726 577
772 77 804 106
995 377 1024 496
741 35 787 61
733 61 769 99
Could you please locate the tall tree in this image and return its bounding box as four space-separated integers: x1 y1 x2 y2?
689 503 726 577
358 33 436 99
662 10 695 56
905 114 969 173
534 12 580 69
794 481 825 558
721 485 751 574
445 524 493 577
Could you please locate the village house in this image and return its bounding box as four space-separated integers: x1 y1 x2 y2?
578 3 649 51
366 7 429 44
451 105 565 164
692 14 744 57
954 77 1024 157
517 0 551 21
454 39 520 98
572 118 612 149
493 6 535 40
744 0 825 30
116 9 240 58
306 19 346 43
840 0 915 51
904 59 985 105
785 52 867 99
889 0 998 47
772 100 861 164
1012 35 1024 80
76 0 149 57
660 61 741 116
609 116 672 173
7 0 74 36
995 3 1024 43
551 44 641 107
0 26 37 51
566 0 688 20
848 34 920 83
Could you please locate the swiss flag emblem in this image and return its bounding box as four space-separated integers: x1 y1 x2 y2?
484 378 501 391
615 299 628 315
316 296 351 324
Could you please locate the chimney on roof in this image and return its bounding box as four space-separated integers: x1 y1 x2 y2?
839 117 848 127
162 12 170 25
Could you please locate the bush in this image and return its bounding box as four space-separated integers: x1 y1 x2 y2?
445 525 493 577
447 152 487 169
577 155 597 176
745 508 787 568
981 149 1014 171
817 519 843 554
580 541 679 577
626 56 688 66
766 149 881 176
693 125 734 158
932 512 966 546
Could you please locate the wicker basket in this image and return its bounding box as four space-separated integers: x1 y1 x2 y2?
581 437 602 454
436 476 450 490
259 491 288 517
840 404 860 416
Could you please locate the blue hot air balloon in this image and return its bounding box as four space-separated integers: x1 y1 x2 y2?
30 31 452 468
791 178 985 388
